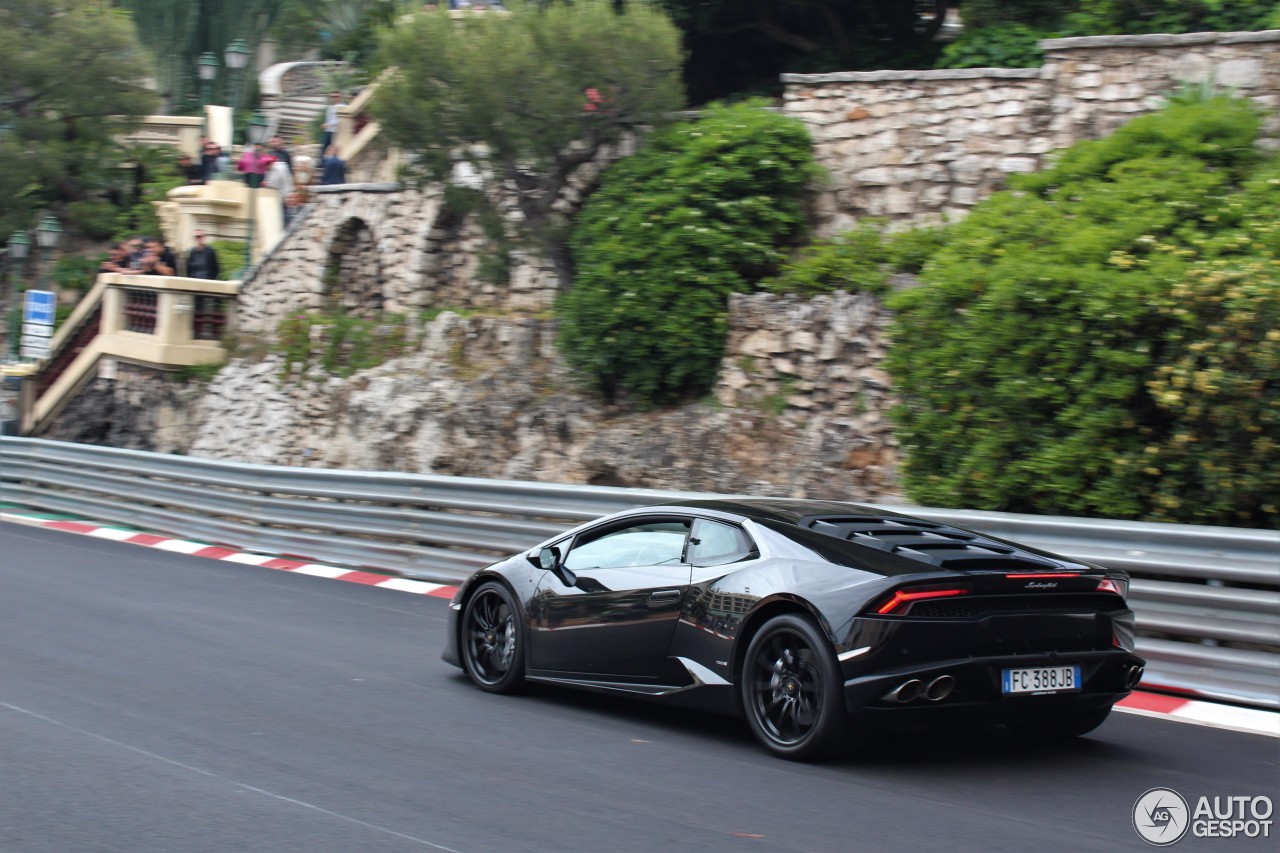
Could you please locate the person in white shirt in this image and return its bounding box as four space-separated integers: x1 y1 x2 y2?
322 90 343 152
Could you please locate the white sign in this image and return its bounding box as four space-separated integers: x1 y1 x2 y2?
22 322 53 338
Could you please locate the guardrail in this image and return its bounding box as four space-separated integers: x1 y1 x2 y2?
2 437 1275 710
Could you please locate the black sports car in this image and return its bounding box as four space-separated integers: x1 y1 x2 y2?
442 499 1145 760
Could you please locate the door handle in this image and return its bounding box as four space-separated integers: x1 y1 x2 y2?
649 589 682 603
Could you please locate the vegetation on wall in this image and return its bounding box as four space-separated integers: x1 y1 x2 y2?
274 309 410 379
886 95 1279 528
760 222 946 297
941 0 1280 70
560 101 821 405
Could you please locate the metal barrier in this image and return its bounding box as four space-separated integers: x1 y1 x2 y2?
2 436 1276 710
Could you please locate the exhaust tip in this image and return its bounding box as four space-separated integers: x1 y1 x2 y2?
883 678 923 703
1125 665 1145 689
925 674 956 702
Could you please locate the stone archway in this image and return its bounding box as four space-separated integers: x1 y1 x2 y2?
324 216 384 317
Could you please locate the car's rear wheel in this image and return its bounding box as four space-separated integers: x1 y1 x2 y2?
741 613 850 761
460 581 525 694
1008 706 1112 740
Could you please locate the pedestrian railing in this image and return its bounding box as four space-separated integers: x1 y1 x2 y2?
2 437 1275 710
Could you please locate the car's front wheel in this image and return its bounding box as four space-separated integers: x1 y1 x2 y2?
741 613 851 761
460 581 525 694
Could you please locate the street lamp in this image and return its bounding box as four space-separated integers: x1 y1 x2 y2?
35 216 61 292
224 38 251 111
5 231 29 360
197 52 220 108
240 111 271 276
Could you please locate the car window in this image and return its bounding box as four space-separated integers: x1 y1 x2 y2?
688 519 756 566
563 520 691 570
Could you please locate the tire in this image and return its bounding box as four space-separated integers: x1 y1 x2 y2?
740 613 850 761
460 581 526 694
1008 706 1112 740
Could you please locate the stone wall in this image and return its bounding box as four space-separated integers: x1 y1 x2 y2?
784 30 1280 232
182 294 898 500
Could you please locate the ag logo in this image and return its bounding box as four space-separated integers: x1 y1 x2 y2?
1134 787 1190 846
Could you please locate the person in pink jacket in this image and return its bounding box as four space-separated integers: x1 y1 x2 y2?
237 145 271 187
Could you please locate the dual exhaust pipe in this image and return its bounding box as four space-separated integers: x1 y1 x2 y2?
884 674 955 704
1124 664 1145 689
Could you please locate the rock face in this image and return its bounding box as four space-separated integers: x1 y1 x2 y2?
184 297 899 500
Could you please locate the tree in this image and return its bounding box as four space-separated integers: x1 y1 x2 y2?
374 0 685 290
116 1 291 113
0 0 158 238
657 1 947 103
561 102 820 405
886 95 1279 527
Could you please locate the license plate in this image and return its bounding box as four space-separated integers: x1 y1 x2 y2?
1002 665 1081 695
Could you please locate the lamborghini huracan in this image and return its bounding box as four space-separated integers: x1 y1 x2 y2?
442 499 1144 760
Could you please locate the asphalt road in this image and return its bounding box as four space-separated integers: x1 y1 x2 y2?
2 521 1276 853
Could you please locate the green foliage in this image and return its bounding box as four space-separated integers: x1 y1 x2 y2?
274 309 410 379
274 0 407 65
53 255 103 295
207 240 247 280
560 101 820 405
374 0 685 285
0 0 158 238
937 23 1047 69
1060 0 1280 36
760 222 948 296
886 96 1279 528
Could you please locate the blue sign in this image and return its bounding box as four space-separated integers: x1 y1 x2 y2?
23 290 56 326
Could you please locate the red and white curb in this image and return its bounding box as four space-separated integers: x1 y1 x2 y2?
1115 690 1278 738
1 512 459 601
6 510 1277 737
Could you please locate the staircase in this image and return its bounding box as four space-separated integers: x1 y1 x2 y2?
259 61 350 144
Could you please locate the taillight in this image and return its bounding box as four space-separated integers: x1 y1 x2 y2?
1005 572 1081 579
1096 576 1128 598
875 586 968 615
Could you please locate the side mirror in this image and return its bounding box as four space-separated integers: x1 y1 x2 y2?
534 545 577 587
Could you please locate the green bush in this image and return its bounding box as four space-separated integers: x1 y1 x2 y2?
207 240 247 280
761 222 949 296
274 309 410 379
887 96 1278 528
53 254 104 294
560 101 821 405
937 23 1046 69
1061 0 1280 36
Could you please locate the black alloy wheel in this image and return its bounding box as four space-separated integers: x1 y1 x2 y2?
460 581 526 694
741 613 849 761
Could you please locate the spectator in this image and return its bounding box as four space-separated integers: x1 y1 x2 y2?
267 135 292 169
264 154 294 201
178 153 204 185
185 231 220 280
201 141 229 181
284 190 305 227
321 90 343 152
144 236 177 275
237 144 271 186
320 145 346 185
137 248 164 276
123 236 146 270
98 242 129 275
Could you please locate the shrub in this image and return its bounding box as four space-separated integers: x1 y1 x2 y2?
761 222 949 296
887 96 1278 528
207 240 247 280
560 101 821 405
274 309 410 379
936 23 1046 69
